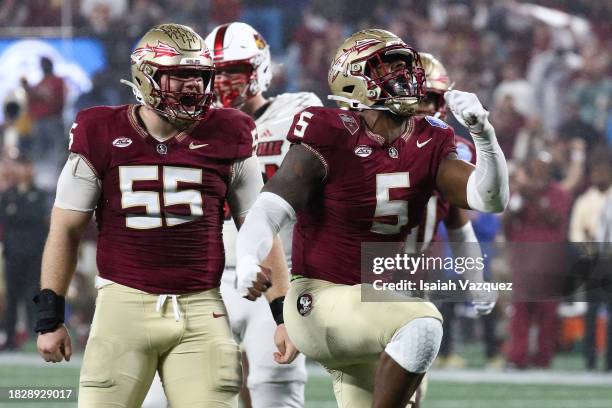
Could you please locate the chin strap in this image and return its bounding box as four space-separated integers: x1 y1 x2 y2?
120 79 145 104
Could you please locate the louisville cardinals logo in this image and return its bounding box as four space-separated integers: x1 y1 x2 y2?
254 33 267 50
132 41 181 61
331 39 382 81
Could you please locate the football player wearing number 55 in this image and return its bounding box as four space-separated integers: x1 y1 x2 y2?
235 29 509 407
33 24 290 408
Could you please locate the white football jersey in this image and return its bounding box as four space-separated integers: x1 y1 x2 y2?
223 92 323 269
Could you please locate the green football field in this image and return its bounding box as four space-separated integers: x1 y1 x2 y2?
1 358 611 408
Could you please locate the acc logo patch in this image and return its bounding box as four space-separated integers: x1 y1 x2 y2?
425 115 449 129
456 141 473 163
297 293 314 316
339 113 359 135
112 137 132 148
354 145 373 157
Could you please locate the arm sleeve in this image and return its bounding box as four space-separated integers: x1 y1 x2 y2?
236 192 296 268
466 122 509 213
227 155 264 220
54 153 101 212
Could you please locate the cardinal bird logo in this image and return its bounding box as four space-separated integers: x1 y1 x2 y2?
132 41 181 60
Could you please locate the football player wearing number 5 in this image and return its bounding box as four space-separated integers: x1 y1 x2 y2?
235 29 509 408
33 24 289 408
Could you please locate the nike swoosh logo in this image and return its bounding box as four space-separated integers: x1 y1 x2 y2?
416 138 432 148
212 312 227 318
189 142 209 149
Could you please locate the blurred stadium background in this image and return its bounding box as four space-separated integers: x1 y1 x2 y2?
0 0 611 407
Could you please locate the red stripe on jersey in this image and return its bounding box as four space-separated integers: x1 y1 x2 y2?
214 24 229 61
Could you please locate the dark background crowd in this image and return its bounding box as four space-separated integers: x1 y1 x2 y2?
0 0 610 373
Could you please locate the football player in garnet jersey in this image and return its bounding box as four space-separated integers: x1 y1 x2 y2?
235 29 509 408
33 24 291 408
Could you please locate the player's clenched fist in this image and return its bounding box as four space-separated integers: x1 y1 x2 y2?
37 325 72 363
236 255 272 300
444 90 490 134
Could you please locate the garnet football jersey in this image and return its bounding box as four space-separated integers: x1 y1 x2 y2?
69 105 255 294
405 135 477 251
286 107 457 284
222 92 322 268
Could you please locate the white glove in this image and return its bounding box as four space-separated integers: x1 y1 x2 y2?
472 301 496 316
444 90 490 134
471 288 498 316
235 255 262 297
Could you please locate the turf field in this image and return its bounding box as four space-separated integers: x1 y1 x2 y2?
0 352 611 408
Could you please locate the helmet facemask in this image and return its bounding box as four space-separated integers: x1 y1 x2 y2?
147 65 215 121
356 46 426 116
213 62 256 108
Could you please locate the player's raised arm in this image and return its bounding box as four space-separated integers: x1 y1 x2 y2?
435 90 509 213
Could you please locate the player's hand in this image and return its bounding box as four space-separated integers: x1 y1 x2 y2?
444 90 490 135
472 301 496 316
37 325 72 363
236 255 272 300
471 289 498 316
273 324 300 364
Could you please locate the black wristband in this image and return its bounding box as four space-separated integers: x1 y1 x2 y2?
269 296 285 325
33 289 65 334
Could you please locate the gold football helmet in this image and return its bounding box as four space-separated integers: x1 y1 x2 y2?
328 29 425 116
418 52 451 119
121 24 215 121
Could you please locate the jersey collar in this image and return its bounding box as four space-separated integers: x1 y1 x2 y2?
127 105 197 144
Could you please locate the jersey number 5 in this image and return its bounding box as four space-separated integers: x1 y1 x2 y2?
292 111 314 138
371 172 410 234
119 166 203 229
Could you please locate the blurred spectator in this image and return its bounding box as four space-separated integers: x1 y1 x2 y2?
0 155 49 351
570 153 611 371
567 45 611 134
21 57 66 168
493 63 535 119
504 153 573 368
569 153 611 242
22 58 64 121
80 0 128 23
1 101 32 157
526 27 580 134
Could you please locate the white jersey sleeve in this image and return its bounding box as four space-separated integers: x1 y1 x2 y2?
227 155 264 221
54 153 102 212
222 92 323 269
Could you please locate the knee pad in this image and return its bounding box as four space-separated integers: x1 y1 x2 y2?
384 317 442 373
